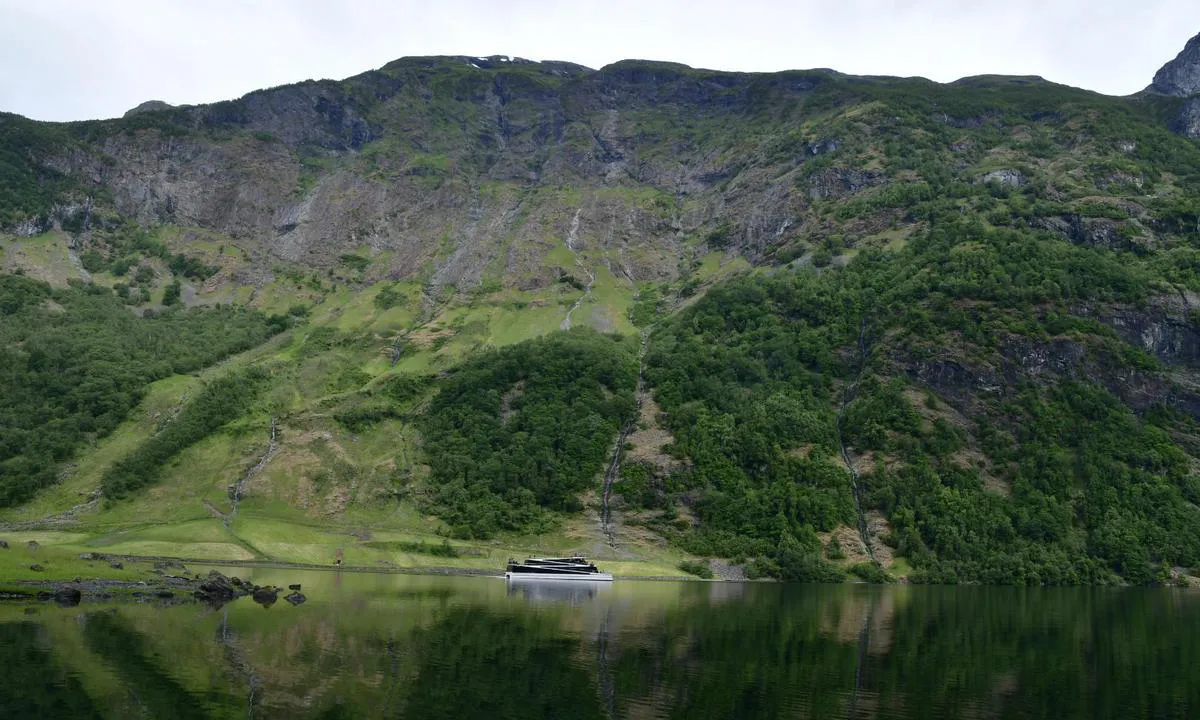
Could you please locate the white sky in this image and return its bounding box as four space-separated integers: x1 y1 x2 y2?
2 0 1198 122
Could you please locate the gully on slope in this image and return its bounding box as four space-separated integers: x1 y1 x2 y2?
560 209 596 331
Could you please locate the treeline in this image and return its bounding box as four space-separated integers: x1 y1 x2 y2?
644 213 1200 584
0 275 282 506
102 367 269 499
419 328 638 538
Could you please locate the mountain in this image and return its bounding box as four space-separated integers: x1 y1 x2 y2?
2 39 1200 586
1147 32 1200 139
1150 32 1200 97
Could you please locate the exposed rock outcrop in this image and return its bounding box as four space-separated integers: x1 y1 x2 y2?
1034 214 1131 251
1147 31 1200 139
807 168 885 200
807 138 840 156
904 326 1200 424
1085 300 1200 368
983 169 1025 187
0 58 833 291
1175 98 1200 140
1149 31 1200 97
11 216 51 237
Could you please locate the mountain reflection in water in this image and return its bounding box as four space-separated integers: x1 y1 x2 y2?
1 569 1197 719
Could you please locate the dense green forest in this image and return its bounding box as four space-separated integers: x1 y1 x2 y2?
0 275 282 506
642 211 1200 584
419 328 638 538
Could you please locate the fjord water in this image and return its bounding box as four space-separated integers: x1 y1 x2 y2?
3 571 1198 719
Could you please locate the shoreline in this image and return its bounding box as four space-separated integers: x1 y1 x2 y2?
179 555 715 582
0 554 720 604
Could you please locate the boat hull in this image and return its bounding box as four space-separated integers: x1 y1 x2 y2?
505 572 613 582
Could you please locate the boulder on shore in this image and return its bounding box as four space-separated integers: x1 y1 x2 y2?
251 586 279 608
53 586 82 607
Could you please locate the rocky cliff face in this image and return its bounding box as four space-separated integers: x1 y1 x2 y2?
1093 295 1200 367
2 59 857 294
1175 98 1200 139
1147 31 1200 139
1150 31 1200 97
2 48 1196 290
0 49 1197 355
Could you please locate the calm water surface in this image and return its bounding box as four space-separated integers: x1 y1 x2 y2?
2 569 1198 718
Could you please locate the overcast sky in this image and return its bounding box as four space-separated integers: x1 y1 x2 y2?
2 0 1199 122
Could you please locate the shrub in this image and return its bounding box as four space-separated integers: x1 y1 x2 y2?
162 280 181 306
849 562 894 583
679 559 714 579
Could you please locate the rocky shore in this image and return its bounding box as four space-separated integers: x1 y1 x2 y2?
1 566 306 608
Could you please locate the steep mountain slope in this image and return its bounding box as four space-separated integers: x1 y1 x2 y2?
1148 33 1200 139
2 40 1200 584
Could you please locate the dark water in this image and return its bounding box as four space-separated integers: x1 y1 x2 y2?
2 570 1198 719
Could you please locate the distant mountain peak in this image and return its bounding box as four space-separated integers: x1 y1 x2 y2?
1150 30 1200 97
123 100 175 117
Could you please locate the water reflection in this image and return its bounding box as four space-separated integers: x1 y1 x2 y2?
505 578 611 605
0 574 1197 719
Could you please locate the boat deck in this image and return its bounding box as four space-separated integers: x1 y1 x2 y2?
504 556 612 581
